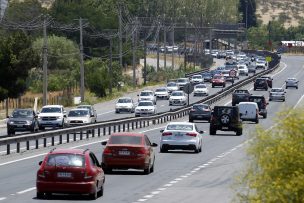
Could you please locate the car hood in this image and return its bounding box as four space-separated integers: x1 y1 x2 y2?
194 88 207 91
67 116 90 121
8 117 33 122
38 113 63 117
170 96 185 99
116 103 133 107
135 106 155 110
139 96 153 100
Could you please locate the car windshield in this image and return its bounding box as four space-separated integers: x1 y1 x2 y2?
202 73 211 77
216 107 233 116
287 78 296 81
156 88 167 92
193 105 209 110
138 102 153 106
41 107 61 113
235 90 249 94
118 98 132 103
68 110 89 117
46 154 85 167
256 79 266 83
77 106 90 110
213 76 222 79
271 89 283 92
195 85 206 88
12 110 33 118
192 76 201 79
249 97 262 103
167 83 177 87
140 92 153 96
177 79 187 83
166 124 193 131
171 92 183 96
109 136 142 145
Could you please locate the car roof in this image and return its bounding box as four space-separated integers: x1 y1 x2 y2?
42 105 63 108
70 108 89 112
141 90 153 92
238 102 258 106
271 87 283 90
49 148 87 155
77 105 92 107
111 132 145 137
166 122 193 125
138 100 153 103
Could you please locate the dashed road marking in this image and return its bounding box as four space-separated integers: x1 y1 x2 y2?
17 187 36 194
0 197 7 201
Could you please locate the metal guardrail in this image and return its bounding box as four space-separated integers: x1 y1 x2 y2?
0 52 280 155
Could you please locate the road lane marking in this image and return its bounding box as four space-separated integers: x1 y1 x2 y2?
17 187 36 194
97 110 115 116
0 197 6 201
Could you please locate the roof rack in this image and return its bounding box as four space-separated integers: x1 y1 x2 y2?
83 149 89 154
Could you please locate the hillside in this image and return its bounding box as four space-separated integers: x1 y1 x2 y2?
256 0 304 27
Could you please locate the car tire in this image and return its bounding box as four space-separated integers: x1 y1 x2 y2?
103 167 112 174
144 163 151 175
36 192 44 199
160 146 167 153
150 159 155 173
236 129 242 136
189 118 193 122
220 114 231 125
263 113 267 119
98 186 104 197
286 86 288 89
194 147 199 153
296 87 298 89
89 186 98 200
212 84 214 88
255 116 259 124
269 98 272 101
223 83 226 88
39 126 45 130
209 127 216 135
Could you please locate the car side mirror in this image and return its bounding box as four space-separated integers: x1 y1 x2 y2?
34 115 38 118
267 102 269 105
91 114 95 117
63 115 67 118
37 111 40 114
39 161 43 166
199 130 205 134
63 110 67 114
151 143 158 147
6 116 9 119
160 129 164 133
239 113 243 117
101 141 107 146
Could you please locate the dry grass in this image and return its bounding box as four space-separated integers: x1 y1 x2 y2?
256 0 304 28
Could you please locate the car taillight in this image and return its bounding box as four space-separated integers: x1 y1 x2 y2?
103 147 112 156
190 109 196 112
162 132 172 136
137 148 147 157
84 171 93 180
203 109 210 112
186 133 197 137
37 170 47 179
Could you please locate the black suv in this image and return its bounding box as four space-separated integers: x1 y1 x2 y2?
7 109 39 135
249 95 268 118
232 89 251 106
209 106 243 136
254 78 268 91
189 104 212 122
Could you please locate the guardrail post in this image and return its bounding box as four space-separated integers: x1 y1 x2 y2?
67 134 70 143
127 123 130 130
123 123 126 132
44 138 47 147
153 120 156 125
132 122 134 130
118 124 121 132
26 141 30 150
98 128 101 137
74 133 77 141
108 126 111 135
92 129 95 137
114 125 116 133
52 137 55 146
136 121 138 129
143 121 146 127
103 127 106 136
86 131 89 139
139 121 142 128
16 143 20 153
59 135 62 144
36 139 39 149
80 131 83 140
6 144 10 155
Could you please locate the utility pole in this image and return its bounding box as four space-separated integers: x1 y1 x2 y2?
163 25 167 69
184 21 187 71
109 38 113 94
171 27 175 70
157 21 160 71
144 35 147 85
118 1 123 68
42 17 48 106
132 19 137 88
209 28 213 51
79 17 85 103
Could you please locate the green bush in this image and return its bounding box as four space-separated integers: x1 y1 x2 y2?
235 108 304 203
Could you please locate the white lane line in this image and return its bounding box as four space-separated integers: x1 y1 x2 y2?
17 187 36 194
157 188 166 191
294 94 304 109
0 197 7 201
163 184 172 187
143 195 154 198
151 191 161 195
137 199 147 202
97 110 115 116
169 181 178 184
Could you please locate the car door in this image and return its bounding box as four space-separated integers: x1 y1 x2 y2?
144 135 154 165
89 153 104 189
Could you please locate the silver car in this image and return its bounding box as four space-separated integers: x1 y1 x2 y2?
285 78 299 89
269 88 286 101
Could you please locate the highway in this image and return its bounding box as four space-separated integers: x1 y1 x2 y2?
0 55 303 203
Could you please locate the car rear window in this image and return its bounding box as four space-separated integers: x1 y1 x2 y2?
193 105 209 110
216 107 234 116
109 136 142 145
46 154 85 167
166 124 193 131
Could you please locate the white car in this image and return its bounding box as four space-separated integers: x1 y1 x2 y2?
154 87 169 99
193 84 209 96
256 58 267 69
176 78 190 90
190 75 204 84
37 105 66 130
65 108 96 126
169 91 187 106
269 88 286 101
135 101 157 117
237 64 249 76
160 122 204 153
167 82 179 94
138 90 156 104
285 78 299 89
77 105 97 120
238 102 259 123
115 97 135 113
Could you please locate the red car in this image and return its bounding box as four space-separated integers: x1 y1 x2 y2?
36 148 105 200
212 75 226 88
101 132 158 174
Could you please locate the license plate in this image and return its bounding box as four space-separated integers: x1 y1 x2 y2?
17 125 23 128
197 116 203 118
57 172 72 178
119 151 130 156
222 127 228 130
175 133 183 137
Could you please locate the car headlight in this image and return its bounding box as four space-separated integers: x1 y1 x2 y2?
26 120 32 125
148 109 153 111
135 109 140 112
9 121 14 125
38 116 42 120
57 116 63 119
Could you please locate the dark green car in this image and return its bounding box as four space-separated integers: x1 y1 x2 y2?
209 106 243 136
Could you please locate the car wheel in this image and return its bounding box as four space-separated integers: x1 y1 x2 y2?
144 162 151 175
220 114 231 125
36 192 44 199
39 126 44 130
236 129 242 136
89 186 98 200
97 186 104 197
254 87 256 91
296 86 298 89
255 116 259 124
150 159 155 173
194 147 199 153
189 118 193 122
283 99 285 102
269 98 272 101
212 84 214 88
209 127 216 135
223 83 226 87
263 113 267 119
199 144 202 152
160 146 167 153
103 167 112 174
286 86 288 89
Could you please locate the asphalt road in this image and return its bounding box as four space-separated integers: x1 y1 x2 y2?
0 55 303 203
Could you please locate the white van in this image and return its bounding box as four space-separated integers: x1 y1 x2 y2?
238 102 259 123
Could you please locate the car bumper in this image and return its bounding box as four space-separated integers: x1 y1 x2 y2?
116 107 133 112
270 95 285 100
193 92 208 96
169 100 186 105
135 111 155 116
36 180 96 194
7 124 33 131
38 120 63 127
160 139 199 150
189 114 211 121
210 124 242 132
102 156 148 170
